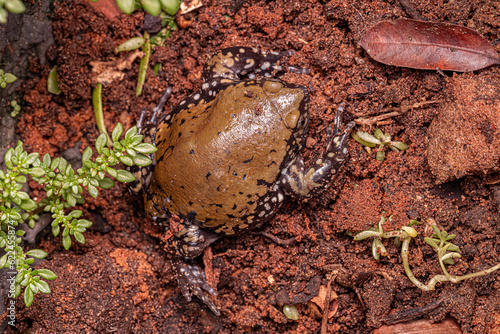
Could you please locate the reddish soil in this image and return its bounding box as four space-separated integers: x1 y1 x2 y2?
2 0 500 333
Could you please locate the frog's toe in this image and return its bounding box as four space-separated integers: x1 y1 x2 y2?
174 261 220 315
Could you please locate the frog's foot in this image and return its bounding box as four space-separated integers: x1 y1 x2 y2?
281 103 355 196
174 261 220 316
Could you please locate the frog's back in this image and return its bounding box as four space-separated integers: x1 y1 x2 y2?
148 81 304 234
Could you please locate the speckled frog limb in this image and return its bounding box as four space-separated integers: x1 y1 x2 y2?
132 47 354 315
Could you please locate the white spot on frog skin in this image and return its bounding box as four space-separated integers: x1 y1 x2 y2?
264 196 269 202
278 193 284 202
212 81 217 86
261 62 270 70
259 211 266 217
271 197 277 203
202 83 209 90
328 152 335 158
179 100 186 105
264 203 271 210
244 59 255 69
193 93 200 100
239 48 245 53
165 115 172 121
248 73 256 79
343 147 348 154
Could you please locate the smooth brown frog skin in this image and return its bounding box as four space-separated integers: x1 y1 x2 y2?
133 47 354 315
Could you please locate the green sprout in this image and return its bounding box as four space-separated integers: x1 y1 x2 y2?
354 217 500 291
111 0 179 96
0 0 25 24
47 66 61 95
352 129 408 162
0 124 157 307
10 100 21 117
0 69 17 89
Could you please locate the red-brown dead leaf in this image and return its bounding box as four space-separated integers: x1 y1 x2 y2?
359 18 500 72
310 285 339 318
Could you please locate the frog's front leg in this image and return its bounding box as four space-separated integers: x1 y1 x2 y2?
203 47 294 81
172 221 222 315
128 87 172 195
281 103 355 196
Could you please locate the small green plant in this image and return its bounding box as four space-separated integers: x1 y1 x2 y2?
110 0 179 96
0 0 25 24
1 124 156 306
352 129 408 162
0 69 17 89
10 100 21 117
354 217 500 291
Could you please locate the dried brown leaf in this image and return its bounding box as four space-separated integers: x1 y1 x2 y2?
359 19 500 72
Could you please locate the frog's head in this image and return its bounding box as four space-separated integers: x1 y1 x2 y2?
261 79 309 135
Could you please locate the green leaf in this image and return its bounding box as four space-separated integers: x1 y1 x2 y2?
4 147 13 166
26 249 48 259
66 193 76 206
24 285 34 307
0 253 8 268
74 231 85 244
68 210 82 219
443 258 455 265
88 184 99 198
3 72 18 83
353 131 381 147
82 146 93 163
5 0 26 14
133 154 152 166
98 177 115 189
25 152 39 165
47 66 61 95
142 0 162 16
133 143 157 154
446 234 456 241
448 244 460 252
36 280 51 294
115 169 135 183
391 141 409 151
124 126 138 140
52 224 60 236
95 133 108 154
116 0 135 14
160 0 180 16
37 269 57 280
115 37 145 53
424 237 439 250
376 150 385 162
20 199 37 211
16 229 25 236
119 155 134 166
62 235 71 250
77 219 92 228
111 123 124 142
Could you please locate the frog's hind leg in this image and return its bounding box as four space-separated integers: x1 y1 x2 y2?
172 221 222 315
203 47 296 81
281 103 355 197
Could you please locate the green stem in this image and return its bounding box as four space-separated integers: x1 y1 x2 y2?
92 83 111 147
136 32 150 97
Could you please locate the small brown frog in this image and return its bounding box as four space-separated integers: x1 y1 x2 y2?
132 47 354 314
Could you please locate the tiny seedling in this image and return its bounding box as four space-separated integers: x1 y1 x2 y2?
352 129 408 162
354 217 500 291
0 69 17 89
0 0 25 24
93 0 179 96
